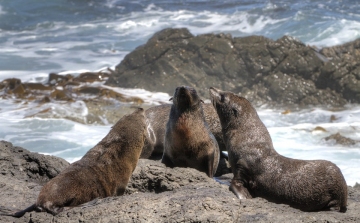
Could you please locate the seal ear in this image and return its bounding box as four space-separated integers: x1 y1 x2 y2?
221 94 226 103
169 97 173 101
232 108 238 117
209 87 221 101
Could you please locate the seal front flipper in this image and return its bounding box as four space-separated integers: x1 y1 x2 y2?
230 179 252 199
161 153 174 168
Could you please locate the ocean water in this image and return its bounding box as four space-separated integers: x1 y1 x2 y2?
0 0 359 186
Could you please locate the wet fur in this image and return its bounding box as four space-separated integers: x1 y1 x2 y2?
209 87 348 212
162 86 220 177
142 103 225 159
4 108 147 217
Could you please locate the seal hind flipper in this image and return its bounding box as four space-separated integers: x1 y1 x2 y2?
230 179 252 199
161 153 174 168
339 205 347 213
0 204 38 218
207 155 214 177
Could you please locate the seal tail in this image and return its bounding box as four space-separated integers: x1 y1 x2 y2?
0 204 37 218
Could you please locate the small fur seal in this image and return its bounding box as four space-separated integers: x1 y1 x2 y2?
2 108 147 217
209 87 348 212
142 103 224 159
162 86 220 177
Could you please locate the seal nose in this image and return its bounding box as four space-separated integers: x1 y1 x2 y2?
178 86 187 94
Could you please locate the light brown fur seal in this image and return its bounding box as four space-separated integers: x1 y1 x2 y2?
3 108 146 217
142 103 224 159
162 86 220 177
209 87 348 212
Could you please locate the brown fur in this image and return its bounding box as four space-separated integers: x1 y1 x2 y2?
209 87 348 212
142 103 225 159
9 108 147 217
162 86 220 177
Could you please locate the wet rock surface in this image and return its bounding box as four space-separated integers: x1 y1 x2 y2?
1 141 359 222
106 28 360 107
0 140 69 183
0 70 150 125
324 133 360 146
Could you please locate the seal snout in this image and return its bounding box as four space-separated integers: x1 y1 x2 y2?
178 86 188 96
209 87 223 107
173 86 200 108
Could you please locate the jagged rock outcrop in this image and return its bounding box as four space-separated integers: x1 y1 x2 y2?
106 28 360 107
0 140 69 183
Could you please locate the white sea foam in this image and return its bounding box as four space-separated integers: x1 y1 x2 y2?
258 107 360 186
307 19 360 47
101 85 171 105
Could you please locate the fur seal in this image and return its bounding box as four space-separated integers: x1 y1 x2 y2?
3 108 146 217
162 86 220 177
142 103 225 159
209 87 348 212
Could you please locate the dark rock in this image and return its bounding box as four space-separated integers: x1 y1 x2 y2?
48 73 70 86
317 38 360 103
99 88 145 103
0 141 359 222
11 84 26 97
77 86 101 95
24 83 53 91
1 78 21 90
324 133 359 146
0 140 69 183
0 71 150 126
73 72 110 83
50 89 71 101
106 28 360 107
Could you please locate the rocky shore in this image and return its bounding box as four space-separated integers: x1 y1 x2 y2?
1 29 360 222
0 140 359 222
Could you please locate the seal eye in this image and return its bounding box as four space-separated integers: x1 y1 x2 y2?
232 108 238 117
220 94 226 103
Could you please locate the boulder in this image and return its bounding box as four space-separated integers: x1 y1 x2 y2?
0 140 359 222
106 28 360 107
0 140 69 183
324 133 360 146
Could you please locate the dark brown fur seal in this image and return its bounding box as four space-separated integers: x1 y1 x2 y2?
209 87 348 212
3 108 146 217
142 103 224 159
162 86 220 177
